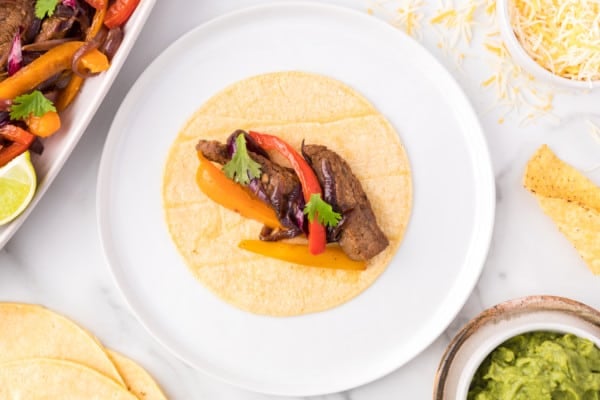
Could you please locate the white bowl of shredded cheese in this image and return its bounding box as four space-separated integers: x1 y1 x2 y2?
497 0 600 90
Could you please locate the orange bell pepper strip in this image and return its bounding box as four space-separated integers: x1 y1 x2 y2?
77 50 110 74
0 42 109 100
196 152 282 229
238 240 366 271
84 0 107 9
248 131 327 255
57 2 108 111
104 0 141 29
87 2 109 39
0 125 35 168
26 111 61 138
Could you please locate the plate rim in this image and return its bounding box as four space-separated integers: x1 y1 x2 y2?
97 2 496 396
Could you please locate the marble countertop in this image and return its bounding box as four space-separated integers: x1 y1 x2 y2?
1 0 599 399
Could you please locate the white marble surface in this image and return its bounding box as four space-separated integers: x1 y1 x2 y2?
1 0 600 399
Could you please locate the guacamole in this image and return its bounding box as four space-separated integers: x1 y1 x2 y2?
469 331 600 400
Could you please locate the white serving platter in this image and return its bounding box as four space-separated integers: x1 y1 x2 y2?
0 0 156 249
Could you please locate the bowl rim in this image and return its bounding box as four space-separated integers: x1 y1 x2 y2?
495 0 600 90
433 295 600 399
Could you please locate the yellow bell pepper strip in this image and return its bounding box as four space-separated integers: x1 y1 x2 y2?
57 2 108 111
196 152 282 229
26 111 61 137
249 131 327 255
238 240 366 271
0 42 109 100
0 125 35 168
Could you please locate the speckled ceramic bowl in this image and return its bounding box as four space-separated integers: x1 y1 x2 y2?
433 295 600 399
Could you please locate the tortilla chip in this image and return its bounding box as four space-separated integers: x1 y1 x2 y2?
537 197 600 274
524 144 600 212
524 145 600 274
0 303 124 386
108 350 168 400
163 72 412 316
0 358 137 399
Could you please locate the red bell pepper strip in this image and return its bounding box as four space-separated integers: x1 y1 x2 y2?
0 125 35 168
248 131 326 255
104 0 140 29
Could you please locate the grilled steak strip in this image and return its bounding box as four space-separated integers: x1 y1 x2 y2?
0 0 35 71
196 140 229 165
196 139 300 199
302 144 389 261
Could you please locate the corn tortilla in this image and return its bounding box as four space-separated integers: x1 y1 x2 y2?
0 303 124 386
0 358 137 399
163 72 412 316
108 350 168 400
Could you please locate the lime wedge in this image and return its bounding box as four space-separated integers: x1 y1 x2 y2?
0 151 37 226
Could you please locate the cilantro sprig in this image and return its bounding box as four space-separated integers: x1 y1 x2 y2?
10 90 57 120
303 193 341 227
35 0 60 19
223 133 262 185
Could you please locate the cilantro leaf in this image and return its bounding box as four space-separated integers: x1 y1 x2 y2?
303 193 342 227
35 0 60 19
10 90 57 120
223 133 262 185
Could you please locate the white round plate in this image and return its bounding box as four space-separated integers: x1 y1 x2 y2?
97 3 495 396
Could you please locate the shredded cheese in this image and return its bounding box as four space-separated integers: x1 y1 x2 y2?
367 0 560 124
430 0 480 46
481 36 557 124
368 0 425 37
485 0 496 16
510 0 600 81
587 119 600 144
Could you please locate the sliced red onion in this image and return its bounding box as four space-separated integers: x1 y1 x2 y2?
23 38 76 52
100 27 124 61
55 4 76 17
71 27 107 78
7 30 23 76
42 90 59 103
269 182 284 215
62 0 77 9
29 137 44 155
23 19 42 44
74 3 90 34
37 73 63 91
248 178 269 203
287 184 306 234
327 211 350 243
0 111 9 128
0 100 12 112
22 51 43 66
320 158 337 207
226 129 269 159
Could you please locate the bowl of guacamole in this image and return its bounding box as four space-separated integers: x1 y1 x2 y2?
468 331 600 399
433 296 600 400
